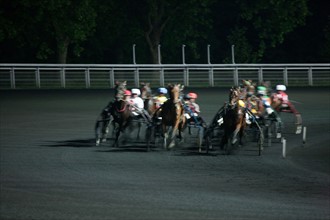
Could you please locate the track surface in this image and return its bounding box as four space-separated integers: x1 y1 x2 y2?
1 88 329 220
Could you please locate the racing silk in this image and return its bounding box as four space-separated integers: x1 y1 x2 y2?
130 96 144 115
276 91 289 104
261 96 271 106
247 99 259 115
247 97 265 118
188 102 200 114
153 95 168 108
261 95 274 115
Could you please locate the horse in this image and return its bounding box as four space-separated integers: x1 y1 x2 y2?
109 81 132 147
140 82 157 116
220 86 247 154
157 83 186 149
95 103 113 146
95 80 128 146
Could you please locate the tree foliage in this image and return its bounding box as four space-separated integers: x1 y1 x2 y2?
224 0 309 63
0 0 328 64
0 0 96 63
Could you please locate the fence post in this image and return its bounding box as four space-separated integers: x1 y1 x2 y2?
209 67 214 87
234 67 239 86
258 67 263 85
182 45 186 64
282 138 286 158
85 68 90 88
133 44 136 64
35 67 41 88
183 67 189 86
302 126 307 145
231 45 235 64
160 67 164 87
207 45 211 64
60 67 66 88
158 45 161 64
308 67 313 86
10 67 15 89
283 67 288 86
109 68 114 88
134 67 140 87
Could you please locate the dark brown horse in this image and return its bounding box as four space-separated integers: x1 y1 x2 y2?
158 83 186 149
220 86 247 154
95 81 129 146
109 81 132 147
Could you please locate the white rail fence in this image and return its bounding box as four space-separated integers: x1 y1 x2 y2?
0 63 329 89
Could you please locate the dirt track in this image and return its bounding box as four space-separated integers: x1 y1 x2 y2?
0 88 329 220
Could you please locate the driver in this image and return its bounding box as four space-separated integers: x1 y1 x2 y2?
130 88 152 124
183 92 207 128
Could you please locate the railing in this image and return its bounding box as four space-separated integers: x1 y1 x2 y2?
0 63 329 89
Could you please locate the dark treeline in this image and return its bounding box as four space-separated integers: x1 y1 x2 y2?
0 0 329 64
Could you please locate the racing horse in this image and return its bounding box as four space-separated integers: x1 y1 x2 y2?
95 103 112 146
220 86 247 154
158 83 186 149
109 81 132 147
95 81 128 146
140 82 157 116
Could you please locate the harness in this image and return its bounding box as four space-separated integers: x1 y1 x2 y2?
114 99 128 113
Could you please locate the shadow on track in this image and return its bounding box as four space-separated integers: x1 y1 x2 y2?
40 139 96 148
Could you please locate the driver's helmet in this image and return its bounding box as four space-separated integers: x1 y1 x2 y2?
157 87 168 94
247 85 255 96
276 85 286 91
131 88 141 96
257 86 267 96
242 80 251 87
183 94 191 100
187 92 198 99
124 90 132 96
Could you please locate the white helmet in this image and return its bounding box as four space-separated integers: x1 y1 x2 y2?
131 88 141 96
257 90 267 95
276 85 286 91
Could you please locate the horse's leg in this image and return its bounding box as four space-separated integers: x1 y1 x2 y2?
232 123 242 145
162 123 168 149
220 133 227 150
95 111 107 146
168 116 182 149
101 117 111 142
238 123 245 146
113 124 122 148
177 116 186 144
168 127 177 149
95 119 102 146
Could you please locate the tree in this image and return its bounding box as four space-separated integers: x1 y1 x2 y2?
125 0 214 64
224 0 308 63
39 0 97 63
0 0 97 63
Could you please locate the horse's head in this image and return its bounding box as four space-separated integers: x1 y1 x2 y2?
114 81 127 101
229 86 241 106
140 82 152 100
168 83 184 101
